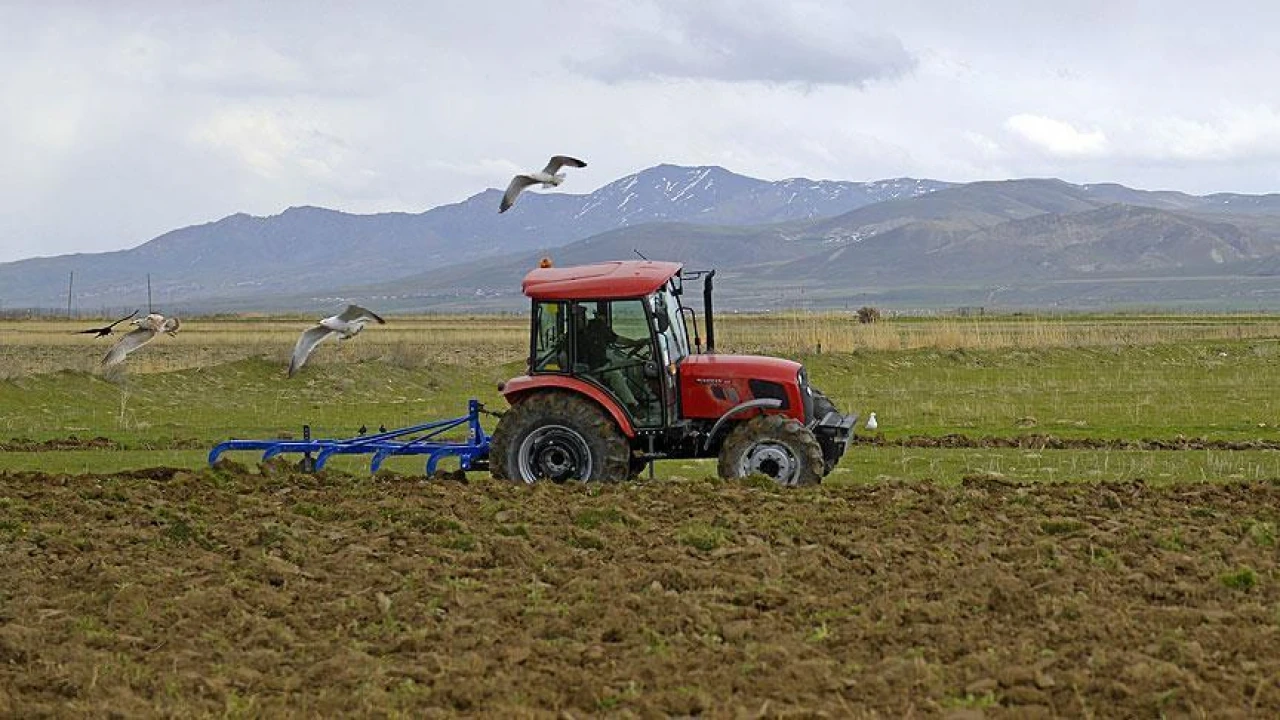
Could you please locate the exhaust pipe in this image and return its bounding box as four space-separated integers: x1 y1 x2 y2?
703 269 716 353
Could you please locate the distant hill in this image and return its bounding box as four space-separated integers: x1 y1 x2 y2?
0 165 949 310
755 203 1276 286
345 179 1280 311
5 165 1280 312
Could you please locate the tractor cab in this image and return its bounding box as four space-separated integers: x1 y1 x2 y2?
521 260 691 429
492 259 858 485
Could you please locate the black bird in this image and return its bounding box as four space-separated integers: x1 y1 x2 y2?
358 424 367 436
75 310 139 338
379 424 387 433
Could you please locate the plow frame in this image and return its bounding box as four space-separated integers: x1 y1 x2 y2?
208 399 491 475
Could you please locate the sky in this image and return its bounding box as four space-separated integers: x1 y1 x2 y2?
3 0 1280 262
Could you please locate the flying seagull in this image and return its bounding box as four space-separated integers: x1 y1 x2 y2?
288 305 386 378
75 309 139 338
101 313 181 368
499 155 587 213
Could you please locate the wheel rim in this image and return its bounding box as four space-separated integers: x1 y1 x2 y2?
738 441 800 485
517 425 592 483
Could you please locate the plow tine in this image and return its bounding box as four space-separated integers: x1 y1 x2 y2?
207 401 491 475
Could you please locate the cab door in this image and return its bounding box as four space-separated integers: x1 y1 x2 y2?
569 299 664 427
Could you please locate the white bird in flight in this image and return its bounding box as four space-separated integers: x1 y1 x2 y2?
288 305 386 378
101 313 181 368
499 155 587 213
865 412 878 431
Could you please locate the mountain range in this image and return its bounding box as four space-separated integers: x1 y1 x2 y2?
340 177 1280 311
0 165 947 311
2 165 1279 312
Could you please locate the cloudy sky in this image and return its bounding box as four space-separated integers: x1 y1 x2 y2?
2 0 1280 262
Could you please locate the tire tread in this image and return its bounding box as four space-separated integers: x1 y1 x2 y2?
489 391 630 482
717 413 824 486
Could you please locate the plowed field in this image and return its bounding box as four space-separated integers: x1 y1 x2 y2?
3 467 1279 717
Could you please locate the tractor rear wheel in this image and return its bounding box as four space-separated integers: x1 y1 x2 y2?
717 414 824 487
490 391 631 483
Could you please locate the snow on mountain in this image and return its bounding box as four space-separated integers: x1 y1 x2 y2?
0 164 949 309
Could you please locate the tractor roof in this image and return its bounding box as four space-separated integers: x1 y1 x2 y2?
521 260 682 301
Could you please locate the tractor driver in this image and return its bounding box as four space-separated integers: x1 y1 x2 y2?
574 304 647 413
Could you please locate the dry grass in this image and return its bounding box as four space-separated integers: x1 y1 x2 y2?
718 311 1280 354
2 312 1278 378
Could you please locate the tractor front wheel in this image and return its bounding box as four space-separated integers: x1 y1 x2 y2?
717 414 825 487
490 391 631 483
808 386 841 476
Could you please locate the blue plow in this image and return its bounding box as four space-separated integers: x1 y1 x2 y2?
208 399 491 475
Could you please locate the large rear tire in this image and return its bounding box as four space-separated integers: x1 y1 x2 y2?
717 414 824 487
490 391 631 483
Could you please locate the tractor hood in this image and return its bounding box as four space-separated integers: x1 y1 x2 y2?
678 354 807 422
679 354 801 384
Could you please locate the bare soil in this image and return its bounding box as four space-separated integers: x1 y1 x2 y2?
0 437 207 452
1 468 1278 717
0 437 121 452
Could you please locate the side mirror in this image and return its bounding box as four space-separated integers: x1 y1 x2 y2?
643 360 660 379
654 313 670 333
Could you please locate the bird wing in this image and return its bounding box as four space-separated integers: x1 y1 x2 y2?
75 309 139 335
543 155 587 174
336 305 385 324
108 309 140 329
288 325 333 377
500 175 539 213
101 326 158 367
161 317 181 335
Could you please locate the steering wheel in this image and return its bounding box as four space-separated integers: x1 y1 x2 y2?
534 335 568 370
611 339 648 360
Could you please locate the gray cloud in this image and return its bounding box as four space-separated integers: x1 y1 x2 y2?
571 2 916 87
5 1 1280 263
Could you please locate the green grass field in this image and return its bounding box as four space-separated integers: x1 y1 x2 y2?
1 313 1278 482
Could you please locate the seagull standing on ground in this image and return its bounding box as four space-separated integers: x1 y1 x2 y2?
288 305 386 378
499 155 587 213
101 313 181 367
865 412 878 431
75 309 139 338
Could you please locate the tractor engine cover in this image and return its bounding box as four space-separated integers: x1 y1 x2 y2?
678 354 807 423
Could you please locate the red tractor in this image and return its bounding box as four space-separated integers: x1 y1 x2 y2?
489 259 858 485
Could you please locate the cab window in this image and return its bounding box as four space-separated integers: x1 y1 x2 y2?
571 300 662 426
532 301 567 372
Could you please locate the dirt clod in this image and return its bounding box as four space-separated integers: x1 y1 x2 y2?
0 470 1277 716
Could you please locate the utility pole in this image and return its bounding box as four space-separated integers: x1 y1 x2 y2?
147 273 153 314
66 271 74 318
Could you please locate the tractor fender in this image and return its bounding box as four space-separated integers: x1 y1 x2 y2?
499 375 637 438
701 398 784 451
